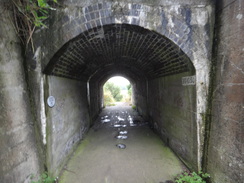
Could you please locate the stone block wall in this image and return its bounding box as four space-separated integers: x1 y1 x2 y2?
133 80 148 119
206 0 244 182
89 81 101 123
45 76 90 176
148 71 197 170
0 5 40 183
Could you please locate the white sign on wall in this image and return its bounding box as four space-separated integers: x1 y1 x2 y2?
182 75 196 86
47 96 55 107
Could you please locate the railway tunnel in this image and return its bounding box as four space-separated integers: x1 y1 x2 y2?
0 0 243 183
38 1 211 175
43 22 198 175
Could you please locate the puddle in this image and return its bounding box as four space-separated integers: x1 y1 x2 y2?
113 124 127 128
117 117 125 121
115 135 128 139
119 131 128 135
116 143 126 149
101 116 109 120
102 119 111 123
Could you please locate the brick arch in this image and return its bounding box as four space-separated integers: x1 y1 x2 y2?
45 2 195 68
90 64 146 86
77 2 193 56
44 23 194 81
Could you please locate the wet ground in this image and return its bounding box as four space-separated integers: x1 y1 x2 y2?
59 105 186 183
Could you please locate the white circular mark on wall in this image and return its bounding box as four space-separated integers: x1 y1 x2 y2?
236 14 243 20
47 96 55 107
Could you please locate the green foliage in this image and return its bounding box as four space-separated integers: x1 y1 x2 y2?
11 0 57 50
127 83 132 92
124 83 132 103
127 84 132 97
132 105 136 110
175 171 210 183
31 172 55 183
103 90 115 106
30 0 57 27
104 82 123 102
13 0 57 27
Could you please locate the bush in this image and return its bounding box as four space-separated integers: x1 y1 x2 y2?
175 171 210 183
31 172 55 183
103 90 115 106
104 82 123 102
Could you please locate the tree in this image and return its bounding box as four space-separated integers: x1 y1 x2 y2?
103 90 115 106
104 82 123 102
124 83 132 103
127 84 132 97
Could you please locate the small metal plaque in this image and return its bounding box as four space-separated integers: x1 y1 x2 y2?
182 75 196 86
47 96 55 108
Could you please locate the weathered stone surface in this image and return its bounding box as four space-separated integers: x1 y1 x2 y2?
60 0 212 7
206 0 244 182
45 76 90 176
0 4 40 183
148 71 197 170
29 1 213 76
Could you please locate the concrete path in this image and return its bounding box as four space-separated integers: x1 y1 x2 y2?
59 106 186 183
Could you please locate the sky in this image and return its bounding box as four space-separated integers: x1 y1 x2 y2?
107 76 130 87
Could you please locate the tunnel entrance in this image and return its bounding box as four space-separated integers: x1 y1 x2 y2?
3 1 231 182
43 23 201 174
102 76 132 107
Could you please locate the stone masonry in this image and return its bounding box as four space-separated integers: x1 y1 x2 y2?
0 0 243 183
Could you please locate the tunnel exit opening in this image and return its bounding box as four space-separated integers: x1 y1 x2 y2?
102 76 133 107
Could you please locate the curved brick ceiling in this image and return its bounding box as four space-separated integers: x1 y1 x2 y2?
44 24 194 81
